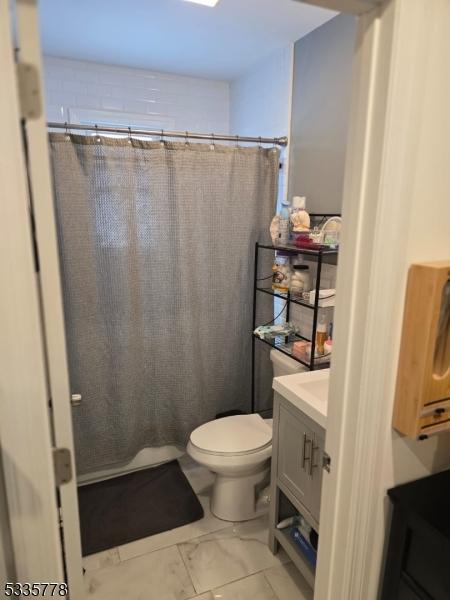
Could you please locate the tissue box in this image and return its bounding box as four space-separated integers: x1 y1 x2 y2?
308 289 335 308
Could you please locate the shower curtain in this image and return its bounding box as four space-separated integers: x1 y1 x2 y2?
50 134 278 474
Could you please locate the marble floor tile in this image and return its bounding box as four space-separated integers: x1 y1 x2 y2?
188 573 277 599
211 573 277 599
84 544 195 600
264 563 313 600
119 493 229 561
178 516 289 594
82 547 120 572
179 457 215 495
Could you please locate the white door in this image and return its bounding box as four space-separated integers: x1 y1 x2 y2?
1 0 84 595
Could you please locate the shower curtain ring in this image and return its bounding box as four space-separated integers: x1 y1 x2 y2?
185 131 189 147
258 136 262 149
160 129 164 147
95 124 101 144
235 135 239 149
210 133 215 150
127 127 132 145
64 121 70 140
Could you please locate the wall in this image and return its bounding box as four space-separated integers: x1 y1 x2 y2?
230 46 293 142
288 14 356 214
229 46 294 408
230 45 293 206
313 2 450 597
43 56 230 134
378 0 450 552
365 0 450 591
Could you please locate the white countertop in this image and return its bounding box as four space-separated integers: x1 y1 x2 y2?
272 369 329 429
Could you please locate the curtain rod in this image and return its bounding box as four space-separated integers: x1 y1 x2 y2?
47 122 288 147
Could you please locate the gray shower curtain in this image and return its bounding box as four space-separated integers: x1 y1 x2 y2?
50 134 278 474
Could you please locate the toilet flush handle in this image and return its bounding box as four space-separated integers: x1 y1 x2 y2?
71 393 82 407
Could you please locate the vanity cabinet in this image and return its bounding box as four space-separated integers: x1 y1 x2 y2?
269 391 326 588
277 402 324 523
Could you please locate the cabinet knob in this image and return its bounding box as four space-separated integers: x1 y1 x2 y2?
301 433 311 469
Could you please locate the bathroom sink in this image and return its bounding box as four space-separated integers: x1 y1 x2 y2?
297 378 329 403
272 369 329 429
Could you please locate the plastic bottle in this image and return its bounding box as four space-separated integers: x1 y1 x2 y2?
278 198 291 246
316 314 328 355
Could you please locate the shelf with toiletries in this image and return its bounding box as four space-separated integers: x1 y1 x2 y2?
257 243 338 257
251 209 339 413
256 286 335 311
253 333 331 371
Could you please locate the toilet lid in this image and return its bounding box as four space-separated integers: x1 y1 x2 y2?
190 414 272 455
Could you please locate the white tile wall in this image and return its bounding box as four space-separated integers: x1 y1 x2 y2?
43 56 230 134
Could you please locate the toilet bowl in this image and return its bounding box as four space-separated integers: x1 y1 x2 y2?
187 349 305 522
187 413 272 521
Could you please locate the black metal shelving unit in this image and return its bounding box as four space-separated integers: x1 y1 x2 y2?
251 232 339 413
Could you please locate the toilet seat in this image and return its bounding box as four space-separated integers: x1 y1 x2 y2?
190 440 272 458
189 414 272 457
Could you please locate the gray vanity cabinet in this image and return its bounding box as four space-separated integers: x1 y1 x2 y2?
277 399 324 524
269 391 326 588
278 403 313 509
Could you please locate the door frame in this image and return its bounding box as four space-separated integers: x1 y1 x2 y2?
14 0 84 596
0 0 83 593
1 1 448 599
0 0 64 580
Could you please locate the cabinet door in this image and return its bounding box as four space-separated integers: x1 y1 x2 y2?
398 578 426 600
309 428 325 523
278 403 312 508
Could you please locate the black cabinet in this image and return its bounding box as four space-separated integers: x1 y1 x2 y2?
381 469 450 600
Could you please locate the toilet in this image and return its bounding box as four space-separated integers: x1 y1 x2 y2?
187 349 305 521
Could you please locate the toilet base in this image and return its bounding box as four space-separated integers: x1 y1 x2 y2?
210 465 270 522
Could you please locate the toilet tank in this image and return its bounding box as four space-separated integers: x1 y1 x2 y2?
270 349 306 377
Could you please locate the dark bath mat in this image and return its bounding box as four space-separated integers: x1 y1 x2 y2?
78 459 204 556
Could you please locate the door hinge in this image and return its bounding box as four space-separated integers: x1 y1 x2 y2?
16 62 42 120
53 448 73 486
322 451 331 473
71 393 82 407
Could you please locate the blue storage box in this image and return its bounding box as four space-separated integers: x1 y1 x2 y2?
290 527 317 568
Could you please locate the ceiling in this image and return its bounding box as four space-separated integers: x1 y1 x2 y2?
38 0 336 81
